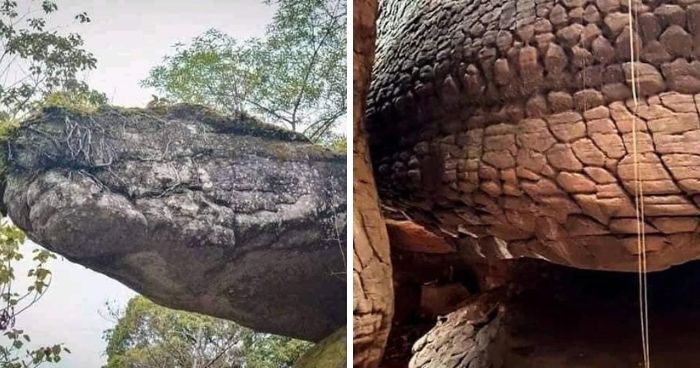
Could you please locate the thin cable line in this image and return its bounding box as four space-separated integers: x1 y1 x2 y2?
628 0 650 365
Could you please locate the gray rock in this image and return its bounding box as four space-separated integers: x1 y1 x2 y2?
2 104 346 341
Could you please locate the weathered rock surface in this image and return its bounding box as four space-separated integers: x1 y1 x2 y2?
367 0 700 272
294 326 347 368
409 260 700 367
2 105 346 341
354 0 395 367
385 219 455 254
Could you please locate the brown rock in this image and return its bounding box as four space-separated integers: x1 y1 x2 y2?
584 105 610 120
566 215 610 236
587 118 617 133
557 24 585 47
660 25 693 58
639 12 661 43
622 62 666 96
550 4 569 26
647 113 700 134
526 94 549 117
548 91 574 112
547 143 584 171
660 92 697 112
651 217 699 233
584 167 618 183
557 171 598 193
591 133 627 159
385 219 456 254
583 5 601 23
661 59 700 94
419 283 471 318
547 112 586 142
609 218 658 234
592 36 616 64
604 12 629 36
544 43 568 73
517 118 557 152
622 132 655 154
596 0 619 13
574 89 605 110
522 178 565 197
641 41 673 65
572 138 607 166
602 83 632 102
654 5 686 28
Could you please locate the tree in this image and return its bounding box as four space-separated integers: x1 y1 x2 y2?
0 2 96 365
242 333 312 368
0 0 97 119
103 296 312 368
142 0 346 143
0 221 69 368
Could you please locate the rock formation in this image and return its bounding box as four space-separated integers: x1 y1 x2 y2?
1 104 346 342
357 0 700 366
353 0 395 367
409 260 700 368
295 326 347 368
367 0 700 272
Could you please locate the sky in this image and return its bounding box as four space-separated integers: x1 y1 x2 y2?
55 0 276 107
3 1 277 366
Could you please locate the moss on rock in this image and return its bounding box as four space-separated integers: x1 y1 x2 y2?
294 326 346 368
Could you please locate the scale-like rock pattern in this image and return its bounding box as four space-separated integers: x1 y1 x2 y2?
368 0 700 272
2 105 346 341
408 261 700 367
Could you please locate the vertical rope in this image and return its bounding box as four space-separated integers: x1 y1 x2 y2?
628 0 650 365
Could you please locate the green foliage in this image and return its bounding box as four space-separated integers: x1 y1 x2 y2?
0 221 68 368
0 0 97 118
293 327 345 368
142 0 346 143
103 296 312 368
0 1 84 360
243 334 312 368
143 29 255 114
320 133 346 154
34 90 107 113
0 118 19 199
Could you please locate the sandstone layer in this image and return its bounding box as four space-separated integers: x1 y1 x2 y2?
354 0 395 367
368 0 700 271
2 105 346 341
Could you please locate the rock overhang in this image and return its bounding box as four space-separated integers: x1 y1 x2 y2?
368 0 700 272
1 104 346 341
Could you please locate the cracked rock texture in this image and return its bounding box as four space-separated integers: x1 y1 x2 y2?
354 0 395 367
409 260 700 367
2 105 346 341
368 0 700 272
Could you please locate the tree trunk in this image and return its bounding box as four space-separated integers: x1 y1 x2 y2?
352 1 394 367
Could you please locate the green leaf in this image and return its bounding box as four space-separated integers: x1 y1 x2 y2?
142 0 346 144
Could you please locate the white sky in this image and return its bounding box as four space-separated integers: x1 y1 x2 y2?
3 1 277 367
56 0 276 107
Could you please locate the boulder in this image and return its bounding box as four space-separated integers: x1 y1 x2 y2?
1 104 346 341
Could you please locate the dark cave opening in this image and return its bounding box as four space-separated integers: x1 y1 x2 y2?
383 255 700 367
